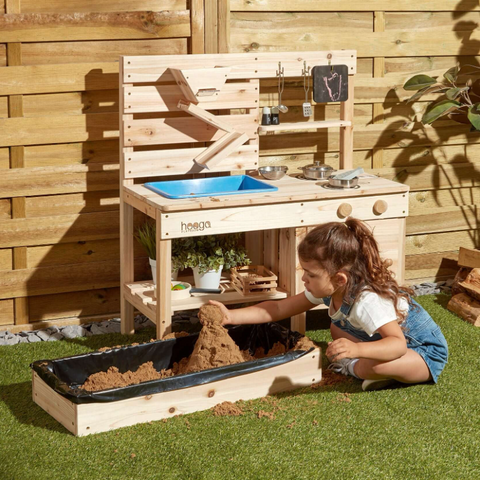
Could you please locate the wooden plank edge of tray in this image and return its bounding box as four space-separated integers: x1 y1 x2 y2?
32 372 78 436
33 348 322 436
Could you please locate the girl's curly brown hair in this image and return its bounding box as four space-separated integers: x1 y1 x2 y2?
298 217 413 323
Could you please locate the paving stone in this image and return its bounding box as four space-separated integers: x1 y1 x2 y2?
0 336 20 346
47 332 64 341
18 336 29 343
90 324 107 335
60 325 87 339
46 326 60 334
36 330 51 341
0 331 7 338
27 334 42 343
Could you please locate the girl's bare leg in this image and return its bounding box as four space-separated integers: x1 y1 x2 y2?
330 322 432 384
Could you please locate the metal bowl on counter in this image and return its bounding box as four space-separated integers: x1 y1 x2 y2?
299 161 336 180
327 175 359 188
258 165 288 180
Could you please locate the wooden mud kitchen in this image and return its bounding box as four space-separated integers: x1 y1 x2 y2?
119 51 409 338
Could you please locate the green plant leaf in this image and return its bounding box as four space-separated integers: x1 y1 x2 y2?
406 84 447 103
422 99 461 124
445 87 469 100
468 103 480 130
404 74 437 91
444 66 459 85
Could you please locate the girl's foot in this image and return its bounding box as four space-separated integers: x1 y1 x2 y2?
327 357 359 378
362 378 397 391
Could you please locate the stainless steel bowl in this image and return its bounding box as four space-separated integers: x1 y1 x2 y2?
327 175 359 188
258 166 288 180
299 161 336 180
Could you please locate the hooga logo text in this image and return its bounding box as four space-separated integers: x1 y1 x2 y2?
181 221 211 232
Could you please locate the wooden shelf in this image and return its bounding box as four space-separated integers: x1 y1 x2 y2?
258 120 352 134
125 280 288 320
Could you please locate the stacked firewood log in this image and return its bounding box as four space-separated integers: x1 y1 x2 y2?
447 247 480 327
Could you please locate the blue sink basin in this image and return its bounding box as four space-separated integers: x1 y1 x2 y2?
144 175 278 199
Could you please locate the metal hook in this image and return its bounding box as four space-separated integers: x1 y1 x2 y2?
302 61 310 95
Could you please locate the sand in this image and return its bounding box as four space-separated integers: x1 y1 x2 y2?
81 304 317 392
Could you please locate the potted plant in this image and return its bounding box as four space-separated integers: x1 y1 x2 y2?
135 221 184 284
173 233 251 289
135 223 251 288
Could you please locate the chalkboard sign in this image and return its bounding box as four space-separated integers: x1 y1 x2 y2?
312 65 349 103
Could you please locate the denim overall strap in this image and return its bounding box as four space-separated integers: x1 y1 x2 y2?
322 296 353 316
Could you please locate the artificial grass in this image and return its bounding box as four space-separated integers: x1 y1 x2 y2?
0 294 479 480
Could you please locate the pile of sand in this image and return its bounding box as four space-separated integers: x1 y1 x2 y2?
81 304 316 392
82 361 173 392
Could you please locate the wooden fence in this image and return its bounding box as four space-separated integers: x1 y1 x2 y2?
1 0 479 331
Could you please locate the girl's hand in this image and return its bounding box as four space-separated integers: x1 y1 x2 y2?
326 338 360 362
208 300 233 326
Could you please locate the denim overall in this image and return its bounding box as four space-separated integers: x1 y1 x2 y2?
322 295 449 382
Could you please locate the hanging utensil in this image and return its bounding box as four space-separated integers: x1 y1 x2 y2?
302 61 312 117
276 62 288 113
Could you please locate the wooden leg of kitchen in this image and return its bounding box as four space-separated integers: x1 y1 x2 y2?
120 202 135 334
156 217 172 340
279 227 306 334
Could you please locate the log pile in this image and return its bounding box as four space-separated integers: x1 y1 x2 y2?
447 247 480 327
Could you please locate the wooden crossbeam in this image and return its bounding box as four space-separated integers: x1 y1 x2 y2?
177 100 233 132
194 131 249 170
170 67 231 104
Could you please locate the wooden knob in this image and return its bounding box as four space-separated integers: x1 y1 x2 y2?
373 199 388 215
337 203 352 218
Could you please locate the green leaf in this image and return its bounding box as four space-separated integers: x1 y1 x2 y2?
422 99 461 124
444 66 459 85
468 103 480 131
404 74 437 91
406 84 446 103
445 87 469 100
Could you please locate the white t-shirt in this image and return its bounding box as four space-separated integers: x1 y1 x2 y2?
304 289 409 336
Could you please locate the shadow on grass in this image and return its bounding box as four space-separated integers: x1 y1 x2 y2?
0 381 69 435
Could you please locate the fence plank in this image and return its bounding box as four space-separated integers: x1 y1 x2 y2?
22 1 186 14
0 211 120 248
0 258 149 299
230 13 479 56
28 287 121 323
406 229 480 256
0 113 119 147
0 164 119 198
25 191 119 217
0 11 190 43
230 0 479 12
21 38 187 65
407 206 480 235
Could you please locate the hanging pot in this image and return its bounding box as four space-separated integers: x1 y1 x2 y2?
299 161 335 180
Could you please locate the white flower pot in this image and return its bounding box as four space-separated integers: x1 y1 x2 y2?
149 258 179 285
192 265 223 289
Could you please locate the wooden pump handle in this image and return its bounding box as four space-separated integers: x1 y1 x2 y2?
373 199 388 215
337 203 352 218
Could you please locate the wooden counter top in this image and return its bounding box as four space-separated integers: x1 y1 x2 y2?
124 174 409 213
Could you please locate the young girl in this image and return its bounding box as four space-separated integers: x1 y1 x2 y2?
211 217 448 391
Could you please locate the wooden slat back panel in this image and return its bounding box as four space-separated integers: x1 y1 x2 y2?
124 81 259 113
121 51 357 83
120 52 356 179
124 113 258 147
124 145 258 178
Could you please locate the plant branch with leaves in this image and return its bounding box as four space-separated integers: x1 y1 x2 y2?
404 65 480 129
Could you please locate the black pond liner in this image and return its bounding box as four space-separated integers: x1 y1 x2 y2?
31 323 313 404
